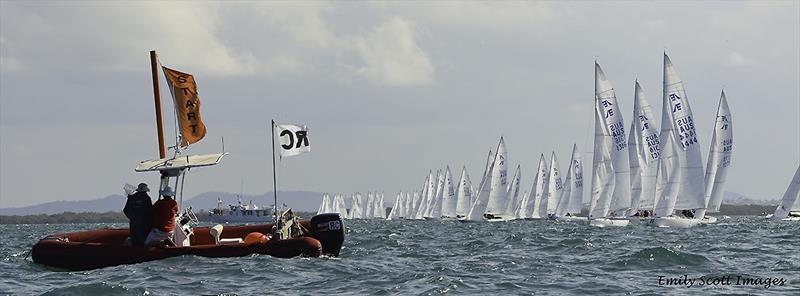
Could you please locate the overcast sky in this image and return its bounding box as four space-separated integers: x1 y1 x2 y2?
1 1 798 208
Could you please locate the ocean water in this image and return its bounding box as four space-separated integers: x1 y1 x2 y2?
1 217 798 295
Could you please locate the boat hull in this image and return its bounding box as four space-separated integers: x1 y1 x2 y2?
645 216 701 228
588 218 629 227
32 214 345 271
699 216 718 224
553 216 586 222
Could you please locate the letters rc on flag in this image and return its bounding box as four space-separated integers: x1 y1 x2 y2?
275 124 310 157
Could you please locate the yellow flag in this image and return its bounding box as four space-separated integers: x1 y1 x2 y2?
162 66 207 146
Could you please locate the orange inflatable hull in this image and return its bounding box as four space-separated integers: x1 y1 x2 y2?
32 214 345 270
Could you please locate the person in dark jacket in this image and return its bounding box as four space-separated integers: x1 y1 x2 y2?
124 183 153 247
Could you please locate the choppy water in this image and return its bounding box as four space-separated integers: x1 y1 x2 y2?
1 217 798 295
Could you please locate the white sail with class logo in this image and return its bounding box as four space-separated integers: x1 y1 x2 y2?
628 80 660 213
660 54 706 213
485 137 510 218
455 166 474 218
772 164 800 221
504 165 522 216
555 144 584 217
526 154 549 219
593 62 632 218
696 91 733 219
546 152 564 216
440 166 458 218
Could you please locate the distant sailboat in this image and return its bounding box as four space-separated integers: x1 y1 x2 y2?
588 62 631 227
545 152 564 219
387 192 403 220
483 137 512 221
503 165 522 217
648 53 706 228
696 91 733 223
628 80 660 219
455 166 474 218
522 154 548 219
464 137 511 222
554 144 585 220
772 164 800 221
440 166 458 219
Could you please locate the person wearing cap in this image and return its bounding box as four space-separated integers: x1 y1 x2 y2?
123 183 153 247
145 186 179 247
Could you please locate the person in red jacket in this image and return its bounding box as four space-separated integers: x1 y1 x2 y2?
145 186 178 247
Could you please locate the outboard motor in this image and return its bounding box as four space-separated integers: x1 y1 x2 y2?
309 213 345 256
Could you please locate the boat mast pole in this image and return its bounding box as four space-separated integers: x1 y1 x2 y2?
150 50 166 159
150 50 169 194
271 120 280 234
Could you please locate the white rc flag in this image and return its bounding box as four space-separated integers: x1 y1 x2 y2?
274 123 310 157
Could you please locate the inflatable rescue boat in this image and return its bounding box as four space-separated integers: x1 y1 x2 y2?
32 213 344 271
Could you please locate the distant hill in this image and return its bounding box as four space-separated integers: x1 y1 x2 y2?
0 191 326 216
0 190 775 216
0 195 127 215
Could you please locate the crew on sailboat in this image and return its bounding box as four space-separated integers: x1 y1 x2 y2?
123 183 153 247
145 186 179 247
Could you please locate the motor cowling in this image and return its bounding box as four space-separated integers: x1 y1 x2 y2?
308 213 345 256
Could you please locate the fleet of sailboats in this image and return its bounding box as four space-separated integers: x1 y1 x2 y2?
310 53 797 227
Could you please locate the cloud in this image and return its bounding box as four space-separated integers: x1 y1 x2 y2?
0 2 256 76
374 2 561 30
353 17 434 86
725 51 755 66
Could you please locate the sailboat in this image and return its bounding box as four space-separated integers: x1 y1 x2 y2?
464 137 513 222
518 154 548 219
588 62 632 227
386 192 403 220
772 164 800 221
454 166 474 219
554 144 585 221
440 166 459 219
647 53 706 228
628 80 660 222
545 152 564 219
696 91 733 224
503 165 522 217
32 51 344 270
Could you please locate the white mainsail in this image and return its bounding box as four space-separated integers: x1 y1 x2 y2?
588 79 615 219
441 166 458 218
351 194 362 219
628 80 660 213
697 91 733 218
414 174 430 219
466 158 495 221
317 193 329 214
527 154 549 219
546 152 564 216
555 144 584 217
504 165 522 216
376 192 386 219
593 62 632 218
485 137 510 217
455 166 474 217
773 164 800 220
658 53 706 215
387 192 402 220
426 170 444 218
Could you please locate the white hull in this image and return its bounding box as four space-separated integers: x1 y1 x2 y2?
207 214 273 223
699 216 718 224
554 216 587 222
589 218 630 227
645 216 701 228
486 214 515 222
781 217 800 221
